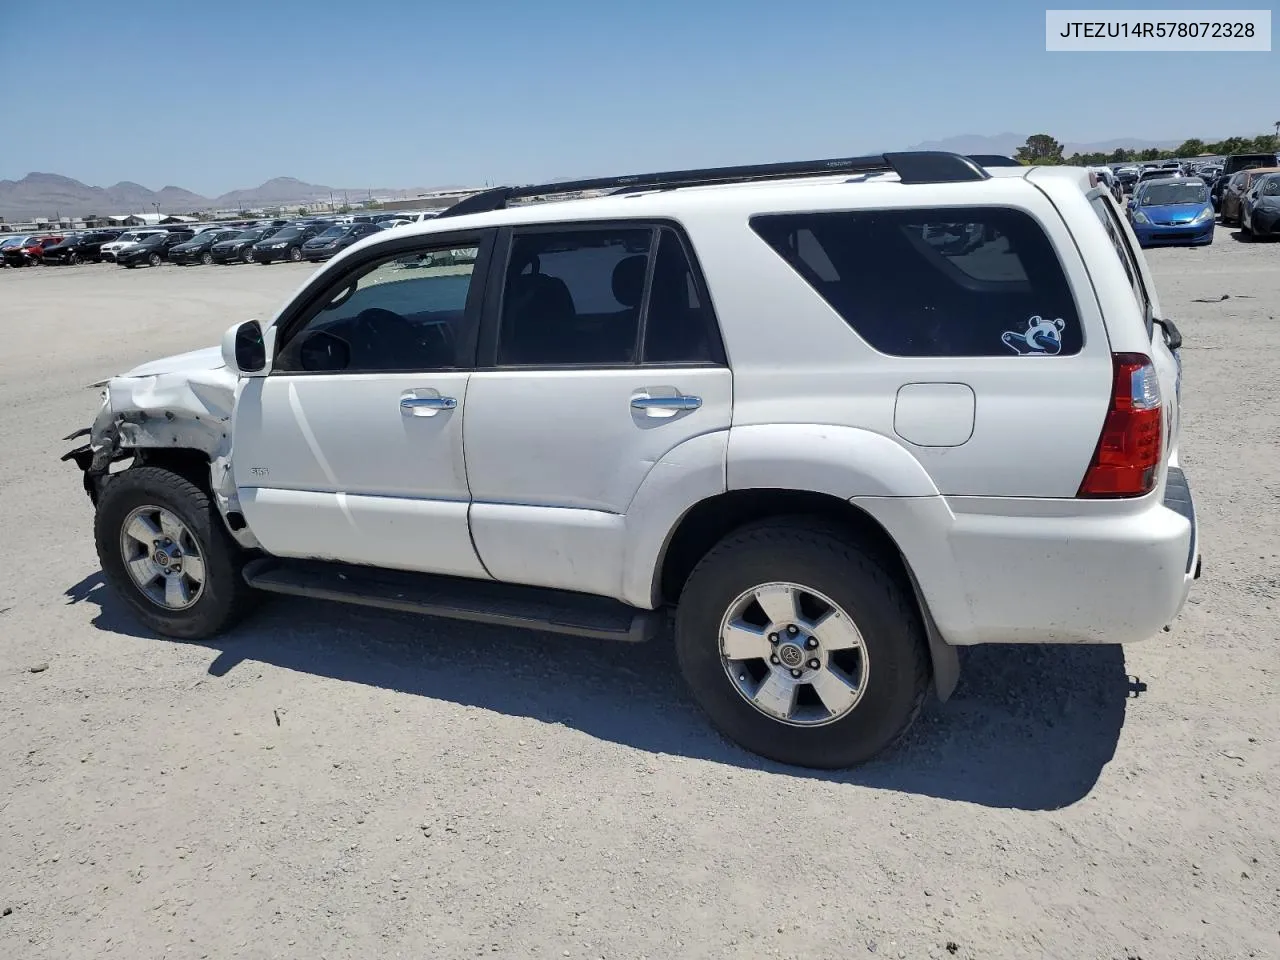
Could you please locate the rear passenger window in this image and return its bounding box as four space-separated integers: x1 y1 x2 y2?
496 225 725 367
498 228 651 366
642 229 724 365
751 207 1082 357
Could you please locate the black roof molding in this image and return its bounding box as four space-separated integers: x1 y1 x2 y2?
436 151 993 219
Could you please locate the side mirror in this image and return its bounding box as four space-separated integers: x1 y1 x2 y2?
222 319 268 375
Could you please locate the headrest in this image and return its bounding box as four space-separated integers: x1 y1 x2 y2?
611 255 647 308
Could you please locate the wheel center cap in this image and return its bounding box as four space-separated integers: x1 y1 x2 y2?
778 643 805 668
154 552 169 566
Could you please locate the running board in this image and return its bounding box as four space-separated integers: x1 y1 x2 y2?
242 558 664 643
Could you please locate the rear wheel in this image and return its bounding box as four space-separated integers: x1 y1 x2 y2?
94 466 257 639
674 520 929 769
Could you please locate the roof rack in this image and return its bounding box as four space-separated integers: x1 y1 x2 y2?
966 154 1025 168
436 151 991 219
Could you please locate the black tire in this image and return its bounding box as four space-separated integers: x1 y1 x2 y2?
242 248 254 264
69 251 81 265
201 251 213 265
94 466 258 639
148 253 162 267
288 246 302 262
674 520 929 769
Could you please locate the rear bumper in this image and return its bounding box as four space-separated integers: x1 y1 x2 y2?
854 476 1201 647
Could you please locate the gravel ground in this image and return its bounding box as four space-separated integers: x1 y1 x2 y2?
1 237 1277 960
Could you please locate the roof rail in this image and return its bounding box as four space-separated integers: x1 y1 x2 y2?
967 154 1025 168
436 151 990 219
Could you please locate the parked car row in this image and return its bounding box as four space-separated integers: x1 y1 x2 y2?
0 210 438 268
1120 167 1280 246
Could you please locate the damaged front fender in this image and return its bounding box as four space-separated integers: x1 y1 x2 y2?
61 348 260 549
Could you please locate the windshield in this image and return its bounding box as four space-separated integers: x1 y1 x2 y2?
0 236 27 248
1141 182 1209 206
117 232 142 242
233 229 264 240
272 228 302 240
316 226 347 239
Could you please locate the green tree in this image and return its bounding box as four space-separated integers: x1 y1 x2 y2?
337 204 351 214
1015 134 1064 165
1139 148 1160 161
296 206 308 217
1248 133 1278 153
1174 139 1205 158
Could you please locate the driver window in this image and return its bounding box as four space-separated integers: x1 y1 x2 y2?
276 243 479 373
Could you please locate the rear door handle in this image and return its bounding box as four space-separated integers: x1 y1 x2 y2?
400 394 457 416
631 394 702 418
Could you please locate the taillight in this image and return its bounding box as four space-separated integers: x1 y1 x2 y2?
1078 353 1163 498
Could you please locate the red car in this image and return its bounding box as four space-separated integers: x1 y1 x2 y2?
1 235 63 267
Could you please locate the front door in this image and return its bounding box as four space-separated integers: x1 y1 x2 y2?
463 223 732 599
234 230 494 578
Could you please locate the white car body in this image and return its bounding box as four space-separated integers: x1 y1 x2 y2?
69 154 1200 764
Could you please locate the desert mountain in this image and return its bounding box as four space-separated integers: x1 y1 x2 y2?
0 172 433 220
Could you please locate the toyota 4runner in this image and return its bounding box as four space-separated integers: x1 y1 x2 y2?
63 152 1201 768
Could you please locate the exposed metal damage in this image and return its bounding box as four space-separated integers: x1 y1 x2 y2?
61 346 261 549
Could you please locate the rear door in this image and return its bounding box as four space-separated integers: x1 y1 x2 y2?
462 222 731 598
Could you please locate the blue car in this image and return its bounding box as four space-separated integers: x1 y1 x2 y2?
1125 178 1215 247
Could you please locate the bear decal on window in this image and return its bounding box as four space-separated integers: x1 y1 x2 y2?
1002 315 1066 356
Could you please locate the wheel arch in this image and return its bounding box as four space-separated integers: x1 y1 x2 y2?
654 488 959 700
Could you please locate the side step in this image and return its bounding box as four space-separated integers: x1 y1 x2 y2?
242 558 664 643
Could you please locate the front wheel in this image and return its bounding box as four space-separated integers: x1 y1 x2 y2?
201 252 213 265
69 251 81 266
288 246 303 262
94 466 258 639
674 521 929 769
242 248 254 264
148 253 162 267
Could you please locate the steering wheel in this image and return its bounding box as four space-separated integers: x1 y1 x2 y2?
349 307 419 368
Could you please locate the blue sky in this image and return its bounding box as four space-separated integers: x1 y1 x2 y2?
1 1 1274 194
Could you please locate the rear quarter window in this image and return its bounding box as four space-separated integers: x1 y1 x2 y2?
751 207 1082 357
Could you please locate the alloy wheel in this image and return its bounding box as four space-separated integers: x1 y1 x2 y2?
718 581 869 727
118 505 207 610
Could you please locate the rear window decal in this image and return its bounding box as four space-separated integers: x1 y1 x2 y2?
1002 315 1065 356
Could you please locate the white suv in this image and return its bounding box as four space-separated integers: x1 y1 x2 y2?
64 152 1200 768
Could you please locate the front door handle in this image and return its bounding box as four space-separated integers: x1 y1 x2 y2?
400 394 457 417
631 394 702 418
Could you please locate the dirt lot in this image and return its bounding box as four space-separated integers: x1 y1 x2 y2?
1 240 1278 960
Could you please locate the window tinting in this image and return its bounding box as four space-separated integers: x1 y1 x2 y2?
642 229 722 364
751 207 1082 357
497 228 651 366
276 246 478 373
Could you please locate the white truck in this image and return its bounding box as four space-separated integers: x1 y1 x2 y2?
64 152 1200 768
